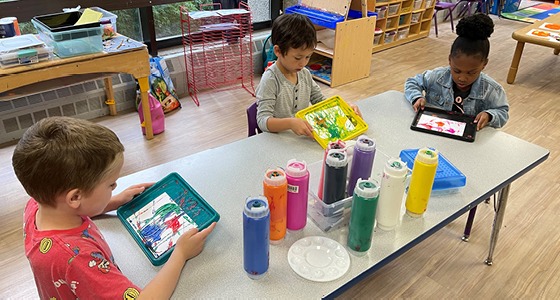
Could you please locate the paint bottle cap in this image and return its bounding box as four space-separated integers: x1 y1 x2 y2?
285 159 308 178
355 135 376 152
244 196 269 219
416 148 439 165
326 149 348 168
354 179 380 199
384 158 408 178
327 140 347 151
264 168 287 186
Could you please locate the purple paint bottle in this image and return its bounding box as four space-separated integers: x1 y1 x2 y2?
347 135 376 197
286 159 309 231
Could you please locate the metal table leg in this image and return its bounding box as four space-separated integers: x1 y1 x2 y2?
485 184 511 266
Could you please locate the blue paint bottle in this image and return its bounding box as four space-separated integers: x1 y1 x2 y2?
243 196 270 279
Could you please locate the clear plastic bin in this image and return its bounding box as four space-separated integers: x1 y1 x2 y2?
32 18 103 58
413 0 423 10
374 32 382 45
385 30 397 43
388 3 401 16
397 28 409 40
88 7 118 39
375 6 387 19
0 46 53 68
411 12 422 23
307 149 389 232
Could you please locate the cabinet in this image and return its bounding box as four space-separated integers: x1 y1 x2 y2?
371 0 435 52
294 0 376 87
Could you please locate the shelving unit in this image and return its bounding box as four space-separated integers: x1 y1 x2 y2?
289 0 376 87
372 0 435 53
180 3 255 106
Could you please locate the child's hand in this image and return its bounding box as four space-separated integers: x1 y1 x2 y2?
350 103 362 117
103 183 154 213
289 118 314 137
413 98 426 112
474 112 491 130
174 222 217 261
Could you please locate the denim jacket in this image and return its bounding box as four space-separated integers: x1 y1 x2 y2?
404 66 509 128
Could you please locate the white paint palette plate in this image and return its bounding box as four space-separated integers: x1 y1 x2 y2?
288 236 350 282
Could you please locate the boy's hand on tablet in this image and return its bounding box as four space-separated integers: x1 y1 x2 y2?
290 118 314 137
412 98 426 112
474 112 491 130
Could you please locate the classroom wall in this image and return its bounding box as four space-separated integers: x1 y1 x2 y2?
0 33 268 145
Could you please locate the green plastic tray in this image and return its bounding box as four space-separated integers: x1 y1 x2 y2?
117 172 220 266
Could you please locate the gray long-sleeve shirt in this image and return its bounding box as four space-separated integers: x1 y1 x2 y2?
256 63 325 132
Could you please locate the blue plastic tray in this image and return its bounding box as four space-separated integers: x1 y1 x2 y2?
117 172 220 266
285 5 345 29
399 149 466 191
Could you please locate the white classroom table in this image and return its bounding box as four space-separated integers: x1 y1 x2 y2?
97 90 549 299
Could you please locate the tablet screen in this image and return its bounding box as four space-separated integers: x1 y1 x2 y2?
410 106 476 142
417 114 467 136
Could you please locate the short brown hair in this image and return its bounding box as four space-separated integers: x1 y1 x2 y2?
12 117 124 207
272 13 317 56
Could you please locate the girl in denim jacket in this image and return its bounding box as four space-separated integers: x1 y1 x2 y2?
404 14 509 130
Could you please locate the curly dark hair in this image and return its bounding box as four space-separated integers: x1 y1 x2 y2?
450 13 495 61
271 13 317 56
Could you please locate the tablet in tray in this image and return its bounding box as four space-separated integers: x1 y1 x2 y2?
410 106 476 142
117 172 220 266
295 95 368 149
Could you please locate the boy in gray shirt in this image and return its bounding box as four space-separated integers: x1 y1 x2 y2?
256 13 360 137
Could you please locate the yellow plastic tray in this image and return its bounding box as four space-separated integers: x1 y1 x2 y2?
295 95 368 149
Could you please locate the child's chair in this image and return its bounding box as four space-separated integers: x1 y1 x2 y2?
247 102 262 137
433 0 456 37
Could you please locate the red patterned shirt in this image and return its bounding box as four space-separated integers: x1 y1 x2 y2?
23 199 141 299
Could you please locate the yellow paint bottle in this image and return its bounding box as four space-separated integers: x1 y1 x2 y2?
405 148 439 217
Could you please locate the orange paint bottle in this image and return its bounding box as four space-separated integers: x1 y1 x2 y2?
263 168 288 244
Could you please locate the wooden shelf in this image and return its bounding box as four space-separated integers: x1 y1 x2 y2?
307 0 376 87
371 0 435 53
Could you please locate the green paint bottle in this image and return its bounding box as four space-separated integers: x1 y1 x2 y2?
347 179 380 253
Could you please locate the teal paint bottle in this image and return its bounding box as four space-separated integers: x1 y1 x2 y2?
347 179 380 253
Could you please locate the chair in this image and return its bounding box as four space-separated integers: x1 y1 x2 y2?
433 1 457 37
454 0 491 18
246 102 262 137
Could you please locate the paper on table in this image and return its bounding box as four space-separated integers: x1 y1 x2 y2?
75 8 102 26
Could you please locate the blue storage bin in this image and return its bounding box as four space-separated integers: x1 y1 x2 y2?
31 16 103 58
399 148 466 191
117 172 220 265
285 5 345 29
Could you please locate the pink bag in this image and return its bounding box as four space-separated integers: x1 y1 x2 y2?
138 92 165 135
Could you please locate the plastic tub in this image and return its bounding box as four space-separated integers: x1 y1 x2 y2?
397 28 409 40
31 15 103 58
411 12 422 23
0 45 52 68
374 28 383 45
375 6 387 19
88 7 118 39
413 0 423 10
388 3 401 16
385 30 396 43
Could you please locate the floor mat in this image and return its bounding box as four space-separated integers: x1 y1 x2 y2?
501 3 560 23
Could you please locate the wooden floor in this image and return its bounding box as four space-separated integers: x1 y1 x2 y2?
1 16 559 298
